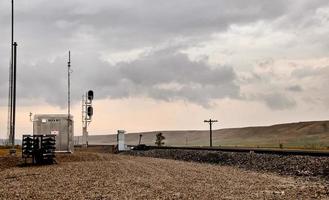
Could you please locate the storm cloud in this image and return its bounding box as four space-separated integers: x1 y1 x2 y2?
0 0 329 110
5 48 239 108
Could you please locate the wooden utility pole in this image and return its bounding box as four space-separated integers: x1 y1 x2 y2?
204 119 218 147
138 134 142 145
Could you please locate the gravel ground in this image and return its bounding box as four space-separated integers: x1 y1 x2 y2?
0 152 328 199
0 156 21 170
125 149 329 180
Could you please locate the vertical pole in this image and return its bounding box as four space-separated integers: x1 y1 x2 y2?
82 94 88 147
85 94 88 147
67 51 71 152
11 0 14 51
81 95 84 146
209 119 212 147
7 55 13 146
204 119 218 148
11 42 17 151
8 0 14 151
139 134 142 145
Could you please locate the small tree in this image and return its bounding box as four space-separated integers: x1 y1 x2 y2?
155 132 165 147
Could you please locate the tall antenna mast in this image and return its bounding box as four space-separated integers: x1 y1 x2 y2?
68 51 71 118
67 51 71 151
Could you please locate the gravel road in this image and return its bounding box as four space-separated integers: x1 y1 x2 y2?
0 152 328 199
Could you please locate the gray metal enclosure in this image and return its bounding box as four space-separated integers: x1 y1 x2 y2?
33 114 74 152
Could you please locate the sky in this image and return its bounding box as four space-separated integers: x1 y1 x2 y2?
1 0 329 139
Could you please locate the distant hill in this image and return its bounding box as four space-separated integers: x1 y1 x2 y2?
0 139 21 146
75 121 329 149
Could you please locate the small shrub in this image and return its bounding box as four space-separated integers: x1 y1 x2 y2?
155 132 165 147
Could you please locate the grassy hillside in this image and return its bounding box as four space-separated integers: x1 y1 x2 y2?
75 121 329 149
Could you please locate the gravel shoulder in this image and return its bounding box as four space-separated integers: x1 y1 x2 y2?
125 149 329 180
0 152 328 199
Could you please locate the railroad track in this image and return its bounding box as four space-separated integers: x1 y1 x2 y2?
134 145 329 157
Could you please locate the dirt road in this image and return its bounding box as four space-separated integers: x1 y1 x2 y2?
0 152 328 199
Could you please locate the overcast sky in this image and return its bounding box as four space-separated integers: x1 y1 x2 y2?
1 0 329 138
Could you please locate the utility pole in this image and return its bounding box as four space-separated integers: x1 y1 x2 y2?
8 0 18 155
204 119 218 147
138 134 142 145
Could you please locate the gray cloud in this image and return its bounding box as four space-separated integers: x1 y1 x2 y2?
286 85 303 92
291 66 329 79
85 48 240 107
263 93 296 110
0 47 240 108
0 0 291 60
1 0 329 111
117 50 240 106
291 67 322 78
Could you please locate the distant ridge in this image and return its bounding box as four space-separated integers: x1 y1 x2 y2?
0 139 21 146
75 120 329 148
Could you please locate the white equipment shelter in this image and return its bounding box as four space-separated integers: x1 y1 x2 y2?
33 114 74 152
117 130 126 151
